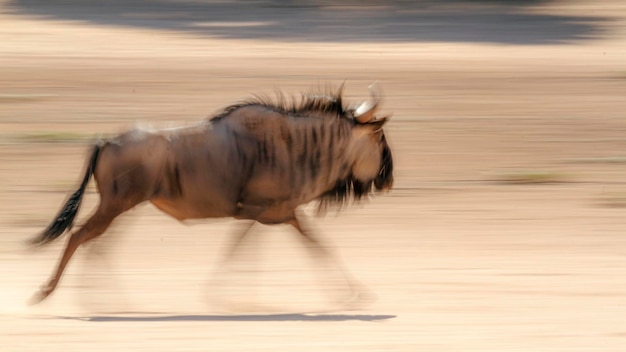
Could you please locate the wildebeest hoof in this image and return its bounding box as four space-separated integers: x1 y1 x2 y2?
28 290 47 305
338 285 377 310
28 286 53 305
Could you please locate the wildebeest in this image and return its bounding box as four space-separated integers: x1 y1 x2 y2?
29 83 394 305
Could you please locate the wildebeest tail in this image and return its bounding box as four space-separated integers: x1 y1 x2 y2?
30 142 102 246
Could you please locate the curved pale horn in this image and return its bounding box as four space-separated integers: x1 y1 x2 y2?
354 82 382 124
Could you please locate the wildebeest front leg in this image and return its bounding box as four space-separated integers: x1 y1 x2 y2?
206 220 258 308
287 211 370 307
218 220 257 264
29 207 118 304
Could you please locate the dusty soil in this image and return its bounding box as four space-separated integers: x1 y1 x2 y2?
1 0 626 351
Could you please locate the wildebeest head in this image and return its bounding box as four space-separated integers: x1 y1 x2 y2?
316 83 394 212
346 83 394 194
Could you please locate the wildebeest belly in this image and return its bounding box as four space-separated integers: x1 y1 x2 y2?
150 196 237 221
233 199 298 224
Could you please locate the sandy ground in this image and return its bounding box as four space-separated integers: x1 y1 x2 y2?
1 0 626 351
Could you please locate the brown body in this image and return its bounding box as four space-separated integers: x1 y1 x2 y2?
29 84 394 304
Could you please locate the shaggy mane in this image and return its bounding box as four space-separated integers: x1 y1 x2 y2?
210 86 352 122
316 179 374 213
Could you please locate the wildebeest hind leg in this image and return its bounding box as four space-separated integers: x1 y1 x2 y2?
30 206 121 304
77 212 134 311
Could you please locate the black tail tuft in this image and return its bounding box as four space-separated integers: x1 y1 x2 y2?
30 143 101 246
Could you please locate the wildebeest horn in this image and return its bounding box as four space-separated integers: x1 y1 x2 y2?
354 82 382 124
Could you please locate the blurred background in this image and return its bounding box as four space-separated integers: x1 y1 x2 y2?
1 0 625 351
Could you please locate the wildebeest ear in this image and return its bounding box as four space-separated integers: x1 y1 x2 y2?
365 116 389 133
